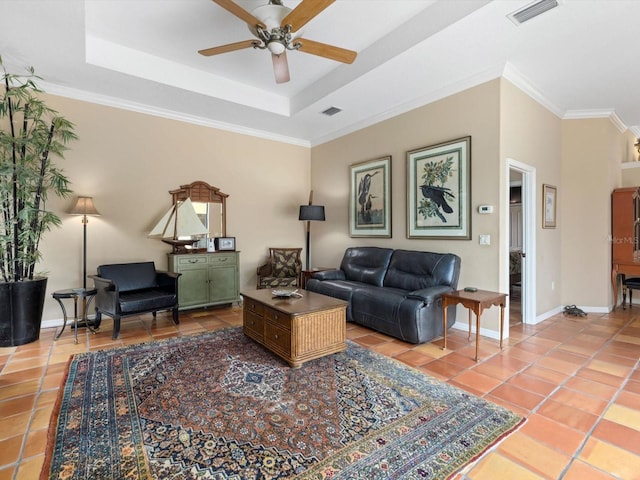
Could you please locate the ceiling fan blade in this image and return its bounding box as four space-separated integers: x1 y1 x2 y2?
211 0 265 28
272 52 290 84
198 39 257 56
281 0 335 31
296 38 357 64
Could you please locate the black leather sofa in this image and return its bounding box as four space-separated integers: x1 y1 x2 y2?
90 262 180 339
306 247 461 344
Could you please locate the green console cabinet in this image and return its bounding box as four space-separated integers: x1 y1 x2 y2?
168 252 239 310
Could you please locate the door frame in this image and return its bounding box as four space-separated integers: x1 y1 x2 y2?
507 159 536 325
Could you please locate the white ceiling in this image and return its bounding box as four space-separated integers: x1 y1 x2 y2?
1 0 639 146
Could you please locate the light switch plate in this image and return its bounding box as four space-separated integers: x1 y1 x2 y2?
479 234 491 245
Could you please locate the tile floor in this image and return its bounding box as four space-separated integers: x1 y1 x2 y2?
1 305 639 479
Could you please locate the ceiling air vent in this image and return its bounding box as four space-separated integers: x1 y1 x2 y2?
507 0 559 25
321 106 342 116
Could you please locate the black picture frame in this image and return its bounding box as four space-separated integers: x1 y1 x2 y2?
214 236 236 251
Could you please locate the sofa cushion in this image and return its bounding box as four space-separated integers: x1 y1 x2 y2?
340 247 393 286
384 250 460 291
97 262 158 292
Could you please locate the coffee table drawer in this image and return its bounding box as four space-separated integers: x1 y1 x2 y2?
244 311 264 340
264 307 291 329
264 322 291 355
245 298 265 316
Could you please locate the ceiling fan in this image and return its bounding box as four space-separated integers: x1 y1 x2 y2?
198 0 357 84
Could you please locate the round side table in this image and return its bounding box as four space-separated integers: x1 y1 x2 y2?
52 288 98 344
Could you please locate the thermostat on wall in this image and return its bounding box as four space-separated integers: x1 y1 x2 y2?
478 205 493 214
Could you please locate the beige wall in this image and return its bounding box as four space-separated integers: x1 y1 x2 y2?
310 80 504 330
561 118 623 308
499 79 563 315
38 94 310 323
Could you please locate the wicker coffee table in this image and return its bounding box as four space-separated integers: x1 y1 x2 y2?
241 288 348 368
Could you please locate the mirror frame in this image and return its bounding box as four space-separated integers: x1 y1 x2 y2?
169 181 228 237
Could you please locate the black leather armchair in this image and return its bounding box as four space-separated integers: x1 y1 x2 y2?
90 262 180 339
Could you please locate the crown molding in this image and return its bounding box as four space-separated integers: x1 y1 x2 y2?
502 63 563 118
39 81 310 148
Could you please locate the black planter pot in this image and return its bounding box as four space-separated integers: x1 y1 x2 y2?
0 277 48 347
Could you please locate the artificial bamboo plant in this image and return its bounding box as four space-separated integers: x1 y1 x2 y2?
0 56 75 283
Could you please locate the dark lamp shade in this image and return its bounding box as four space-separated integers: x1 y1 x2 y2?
299 205 325 221
69 196 100 216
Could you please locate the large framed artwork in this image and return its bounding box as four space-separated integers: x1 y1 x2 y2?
349 155 392 237
542 184 557 228
407 136 471 239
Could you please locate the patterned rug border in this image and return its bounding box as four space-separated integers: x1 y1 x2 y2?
40 327 526 479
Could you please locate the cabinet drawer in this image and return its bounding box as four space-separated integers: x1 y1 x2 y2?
264 307 291 329
244 299 265 316
209 253 237 265
265 322 291 353
176 256 208 266
244 311 264 338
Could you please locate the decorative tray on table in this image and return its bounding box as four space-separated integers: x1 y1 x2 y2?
272 289 302 298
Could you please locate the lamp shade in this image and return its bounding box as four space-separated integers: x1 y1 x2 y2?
69 196 100 216
299 205 325 221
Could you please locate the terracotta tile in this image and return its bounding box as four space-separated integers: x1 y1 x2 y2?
467 452 546 479
523 365 568 385
483 394 530 417
440 351 478 369
371 341 411 357
14 454 44 480
562 460 618 480
520 414 585 456
0 394 36 417
489 383 545 411
592 419 640 455
576 367 626 388
417 359 467 379
508 373 558 397
584 359 632 378
0 435 23 467
451 370 503 395
0 467 16 480
615 389 640 410
537 399 599 432
0 412 31 442
603 403 640 432
549 388 609 416
497 431 571 479
393 350 433 367
564 376 617 400
579 437 640 479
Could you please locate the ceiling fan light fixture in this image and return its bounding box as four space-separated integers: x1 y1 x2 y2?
267 41 286 55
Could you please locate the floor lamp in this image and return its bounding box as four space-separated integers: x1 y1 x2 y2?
298 191 325 271
69 196 100 316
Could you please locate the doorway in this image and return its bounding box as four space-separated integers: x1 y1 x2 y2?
507 159 536 325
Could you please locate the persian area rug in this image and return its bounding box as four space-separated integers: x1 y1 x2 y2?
41 327 523 480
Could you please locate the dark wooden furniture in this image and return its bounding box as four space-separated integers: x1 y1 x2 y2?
441 289 507 361
611 187 640 309
242 288 347 368
256 248 302 289
52 288 97 344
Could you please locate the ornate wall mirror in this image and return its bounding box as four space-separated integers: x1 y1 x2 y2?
169 181 228 249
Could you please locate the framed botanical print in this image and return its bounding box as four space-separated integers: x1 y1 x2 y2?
349 155 392 237
407 136 471 239
542 184 557 228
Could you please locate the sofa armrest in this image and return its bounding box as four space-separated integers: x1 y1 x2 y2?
405 285 453 304
312 269 346 281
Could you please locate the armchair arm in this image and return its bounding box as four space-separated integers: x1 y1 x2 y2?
156 271 181 291
312 269 345 281
89 274 120 314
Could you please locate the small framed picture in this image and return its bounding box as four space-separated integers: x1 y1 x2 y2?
214 237 236 251
542 184 557 228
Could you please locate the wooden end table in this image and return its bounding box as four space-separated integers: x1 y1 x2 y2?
442 289 507 361
300 267 333 289
241 288 348 368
